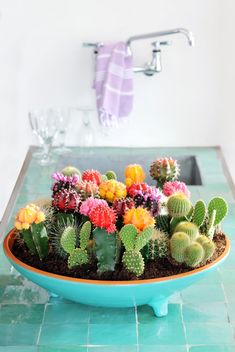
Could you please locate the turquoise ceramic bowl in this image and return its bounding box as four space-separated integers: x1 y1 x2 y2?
3 229 230 317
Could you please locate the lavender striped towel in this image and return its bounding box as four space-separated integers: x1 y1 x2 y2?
93 42 133 127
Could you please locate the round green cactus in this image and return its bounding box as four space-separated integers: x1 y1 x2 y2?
122 250 145 277
174 221 199 241
184 242 204 268
61 166 81 179
106 170 117 180
167 193 191 218
196 235 215 261
208 197 228 225
170 232 191 263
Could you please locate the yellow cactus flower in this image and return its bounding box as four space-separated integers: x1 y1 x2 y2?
125 164 145 187
99 180 127 203
124 207 155 232
35 211 46 224
15 203 45 231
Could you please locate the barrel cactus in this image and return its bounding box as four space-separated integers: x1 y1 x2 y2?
144 229 169 260
170 232 191 263
167 193 192 218
184 242 205 268
174 221 199 241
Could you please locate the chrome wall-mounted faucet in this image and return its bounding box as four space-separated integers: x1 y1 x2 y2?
83 28 194 77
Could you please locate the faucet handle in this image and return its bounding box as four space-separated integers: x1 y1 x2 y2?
151 40 172 50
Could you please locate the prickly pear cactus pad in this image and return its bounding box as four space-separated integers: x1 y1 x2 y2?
11 158 229 280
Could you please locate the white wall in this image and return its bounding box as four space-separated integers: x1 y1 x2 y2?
0 0 233 219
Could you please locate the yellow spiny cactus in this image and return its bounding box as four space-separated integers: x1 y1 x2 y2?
125 164 145 187
124 207 155 232
15 203 45 230
99 180 127 203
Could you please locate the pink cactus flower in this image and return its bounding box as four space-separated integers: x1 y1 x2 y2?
80 197 108 217
162 181 190 198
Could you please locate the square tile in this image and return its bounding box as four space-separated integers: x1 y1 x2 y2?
138 321 186 345
89 323 137 345
90 306 135 324
0 304 44 324
182 302 228 323
0 323 40 345
185 323 234 344
181 284 225 304
44 303 90 323
39 324 88 345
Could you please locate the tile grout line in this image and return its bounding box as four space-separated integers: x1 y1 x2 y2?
86 308 91 351
134 304 139 352
180 299 190 352
36 302 48 346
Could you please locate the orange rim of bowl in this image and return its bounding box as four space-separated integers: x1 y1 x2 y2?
3 228 230 286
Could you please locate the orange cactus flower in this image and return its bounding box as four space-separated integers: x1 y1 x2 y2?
125 164 145 187
124 207 155 232
15 203 45 231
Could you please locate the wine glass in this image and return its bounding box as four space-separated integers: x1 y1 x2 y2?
29 108 59 165
76 107 95 148
53 107 72 154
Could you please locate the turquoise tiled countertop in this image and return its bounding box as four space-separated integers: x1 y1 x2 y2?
0 146 235 352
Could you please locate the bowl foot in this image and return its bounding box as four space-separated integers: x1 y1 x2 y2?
149 298 168 317
50 292 59 298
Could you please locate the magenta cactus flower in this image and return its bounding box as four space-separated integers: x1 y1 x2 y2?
80 197 108 217
162 181 190 198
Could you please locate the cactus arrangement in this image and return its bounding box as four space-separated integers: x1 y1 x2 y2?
14 158 229 279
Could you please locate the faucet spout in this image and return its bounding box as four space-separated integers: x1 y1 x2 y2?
126 28 194 49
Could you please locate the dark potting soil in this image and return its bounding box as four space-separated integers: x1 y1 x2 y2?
12 232 227 281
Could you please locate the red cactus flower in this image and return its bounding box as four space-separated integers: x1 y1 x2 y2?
82 169 102 186
52 189 81 213
89 204 117 233
127 183 149 198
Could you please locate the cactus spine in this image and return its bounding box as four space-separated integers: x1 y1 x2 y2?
144 229 169 260
60 221 91 268
174 221 199 241
170 232 191 263
167 193 191 218
120 224 154 276
184 243 204 267
192 200 206 227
